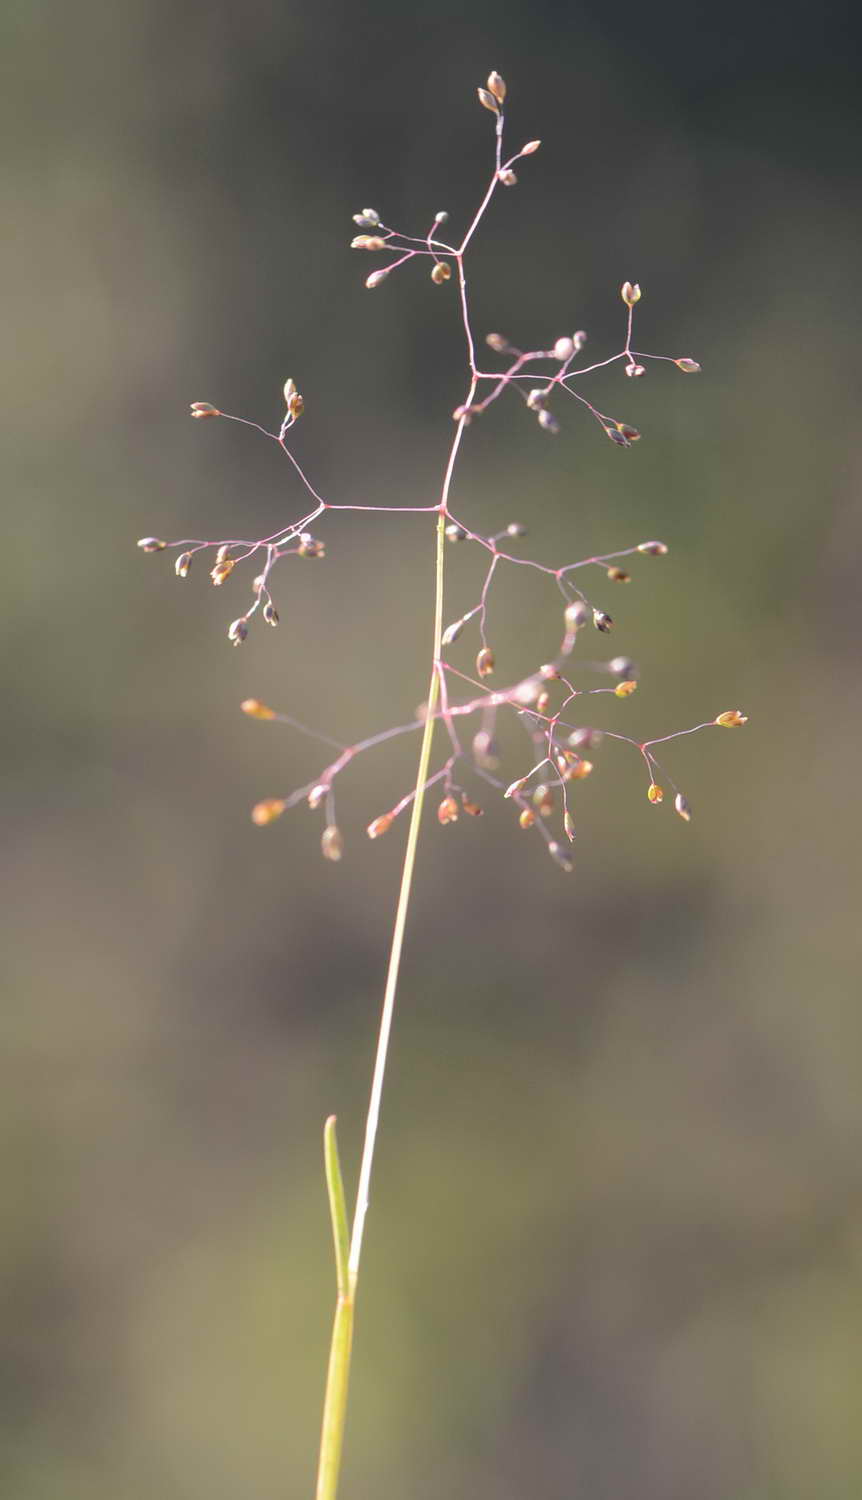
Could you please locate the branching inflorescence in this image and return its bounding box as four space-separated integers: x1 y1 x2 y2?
138 69 747 1500
139 70 745 875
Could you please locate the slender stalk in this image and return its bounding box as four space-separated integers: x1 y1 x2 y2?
313 385 476 1499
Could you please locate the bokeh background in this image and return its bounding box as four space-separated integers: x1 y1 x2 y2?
3 2 861 1496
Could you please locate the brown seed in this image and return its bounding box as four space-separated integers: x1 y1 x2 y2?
431 261 452 284
476 646 495 677
367 814 393 839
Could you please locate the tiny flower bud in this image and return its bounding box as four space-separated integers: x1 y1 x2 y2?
445 523 467 542
637 539 668 555
618 423 641 442
526 388 546 410
307 783 329 809
350 235 387 250
553 336 575 361
472 730 499 769
568 727 602 750
283 377 297 401
614 680 638 698
608 656 636 678
367 814 393 839
675 358 701 373
477 87 500 113
210 560 235 585
190 402 220 418
352 215 378 229
434 210 449 224
547 841 574 873
321 825 344 861
572 330 587 351
506 522 527 537
606 426 630 446
625 363 646 377
137 537 166 552
486 70 507 102
715 710 748 727
263 601 279 626
361 208 380 223
452 405 472 423
538 409 560 433
647 782 664 804
606 566 631 582
287 392 304 419
365 268 390 289
674 793 692 822
564 600 590 630
504 776 527 800
215 544 232 564
437 794 460 825
533 784 554 816
498 169 518 187
461 795 483 817
241 698 275 720
536 691 551 715
564 810 576 842
485 332 509 352
431 261 452 284
521 139 541 154
593 609 613 633
565 758 593 780
228 617 248 646
476 646 495 677
539 664 560 681
518 807 536 829
621 281 641 306
175 552 192 577
251 798 286 826
441 618 464 646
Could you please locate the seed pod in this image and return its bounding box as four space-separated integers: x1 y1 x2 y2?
477 87 500 113
564 810 576 842
614 680 638 698
321 825 344 861
608 656 636 678
553 336 575 361
593 609 613 633
445 523 467 542
647 782 664 804
606 566 630 582
536 691 551 715
485 332 509 352
452 405 472 423
518 807 536 829
547 841 574 873
215 544 232 564
565 758 593 780
606 426 630 446
715 709 748 727
227 617 248 646
506 522 527 537
675 358 701 373
137 537 166 552
431 261 452 284
241 699 275 720
287 392 304 419
352 214 378 230
486 70 507 102
504 776 528 800
365 268 390 289
625 362 646 377
190 402 220 418
526 388 546 410
637 539 668 556
618 423 641 442
210 560 234 586
621 281 642 306
521 139 541 154
350 235 387 250
367 814 393 839
434 210 449 224
476 646 495 677
498 169 517 187
263 601 279 626
437 794 460 825
674 793 692 822
461 795 483 817
538 409 560 433
251 798 286 826
572 330 587 351
441 619 464 646
175 552 192 577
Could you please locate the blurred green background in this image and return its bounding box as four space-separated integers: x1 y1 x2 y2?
3 1 861 1496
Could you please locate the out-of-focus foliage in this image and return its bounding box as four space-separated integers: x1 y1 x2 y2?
2 2 861 1497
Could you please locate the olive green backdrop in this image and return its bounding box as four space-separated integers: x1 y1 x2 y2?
2 2 860 1496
